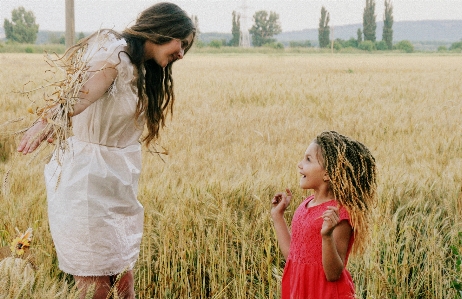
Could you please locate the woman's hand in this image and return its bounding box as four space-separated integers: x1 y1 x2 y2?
271 188 292 219
17 120 53 155
320 205 341 237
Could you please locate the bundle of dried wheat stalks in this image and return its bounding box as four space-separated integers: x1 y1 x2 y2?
11 32 118 161
1 32 112 194
20 42 90 161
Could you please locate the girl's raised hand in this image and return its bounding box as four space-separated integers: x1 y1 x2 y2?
320 205 340 237
271 188 292 218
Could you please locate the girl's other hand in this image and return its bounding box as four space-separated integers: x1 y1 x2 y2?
271 188 292 218
17 120 52 154
320 205 340 237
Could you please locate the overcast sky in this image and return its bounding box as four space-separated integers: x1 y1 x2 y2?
1 0 462 33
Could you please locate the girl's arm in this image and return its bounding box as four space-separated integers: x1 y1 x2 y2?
321 206 353 281
271 189 292 259
17 62 117 154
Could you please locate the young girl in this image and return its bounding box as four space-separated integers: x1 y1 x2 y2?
271 131 377 299
17 3 195 299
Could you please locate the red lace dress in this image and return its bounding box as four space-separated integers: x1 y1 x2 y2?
281 195 355 299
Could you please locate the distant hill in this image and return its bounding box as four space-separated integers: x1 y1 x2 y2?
275 20 462 44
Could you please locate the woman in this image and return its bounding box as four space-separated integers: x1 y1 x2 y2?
17 3 196 298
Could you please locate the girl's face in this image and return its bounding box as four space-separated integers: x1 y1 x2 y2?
144 33 194 67
297 142 329 190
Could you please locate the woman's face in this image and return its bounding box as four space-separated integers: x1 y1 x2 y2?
144 33 194 67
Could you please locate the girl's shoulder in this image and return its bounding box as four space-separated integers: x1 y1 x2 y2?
338 204 350 221
303 195 335 208
304 196 350 220
305 194 315 203
297 195 315 209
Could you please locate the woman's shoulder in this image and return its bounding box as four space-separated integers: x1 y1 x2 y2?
84 30 128 65
86 29 123 43
86 30 126 51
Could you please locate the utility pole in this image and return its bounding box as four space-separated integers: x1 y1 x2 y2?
65 0 75 49
239 0 251 47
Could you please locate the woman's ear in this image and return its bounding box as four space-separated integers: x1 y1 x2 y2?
323 172 330 182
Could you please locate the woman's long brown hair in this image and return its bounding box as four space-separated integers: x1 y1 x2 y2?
122 2 196 146
65 2 195 146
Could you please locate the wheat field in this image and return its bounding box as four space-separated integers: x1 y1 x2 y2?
1 52 461 298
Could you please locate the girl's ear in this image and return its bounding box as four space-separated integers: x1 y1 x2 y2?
323 172 330 182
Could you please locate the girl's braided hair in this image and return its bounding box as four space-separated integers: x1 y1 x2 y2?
315 131 377 254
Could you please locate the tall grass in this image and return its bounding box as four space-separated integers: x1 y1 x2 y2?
0 52 461 298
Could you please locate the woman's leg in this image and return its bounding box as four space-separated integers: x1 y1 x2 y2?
74 270 135 299
112 270 135 299
74 275 111 299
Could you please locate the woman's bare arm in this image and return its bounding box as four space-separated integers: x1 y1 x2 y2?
17 62 117 154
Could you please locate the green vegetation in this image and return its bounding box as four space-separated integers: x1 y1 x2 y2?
376 40 388 51
0 42 65 54
249 10 282 47
450 41 462 52
358 40 376 51
3 6 39 44
438 45 448 52
363 0 377 42
394 40 414 53
357 28 363 44
289 40 311 48
209 39 224 48
229 11 240 47
318 6 330 48
451 232 462 297
382 0 394 50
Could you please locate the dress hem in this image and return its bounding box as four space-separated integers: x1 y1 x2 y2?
59 264 135 277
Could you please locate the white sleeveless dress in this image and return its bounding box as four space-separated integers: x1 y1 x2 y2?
44 32 145 276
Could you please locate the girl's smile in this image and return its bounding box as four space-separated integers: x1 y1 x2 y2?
298 142 327 190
